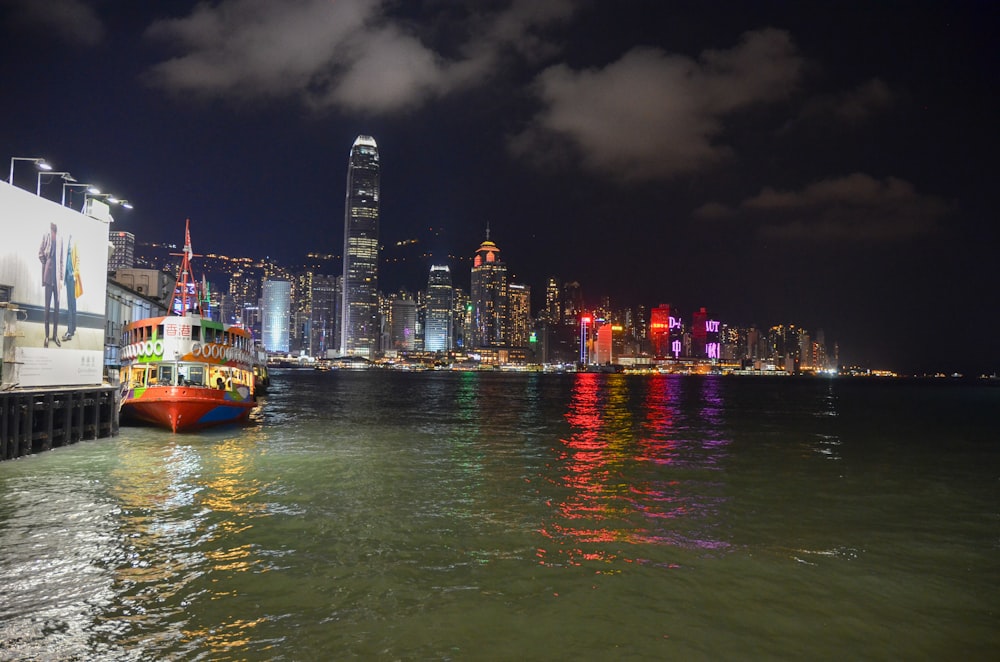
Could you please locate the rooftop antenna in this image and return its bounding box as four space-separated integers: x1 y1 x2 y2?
485 220 491 241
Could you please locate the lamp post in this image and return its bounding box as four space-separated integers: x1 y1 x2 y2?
8 156 51 184
37 171 75 196
83 189 133 218
62 182 97 206
109 198 133 209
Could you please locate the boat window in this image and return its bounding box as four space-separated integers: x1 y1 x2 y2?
131 366 148 387
158 365 175 386
191 325 200 341
187 365 206 386
157 324 165 340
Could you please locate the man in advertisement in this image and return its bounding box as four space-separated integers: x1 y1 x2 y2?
38 222 64 347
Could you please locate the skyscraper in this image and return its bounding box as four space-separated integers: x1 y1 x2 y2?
425 265 453 353
310 274 338 357
262 279 291 353
470 233 508 348
507 282 531 348
544 277 561 323
109 231 135 270
340 135 380 359
389 293 417 351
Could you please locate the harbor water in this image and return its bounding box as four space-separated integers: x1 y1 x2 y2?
0 371 997 659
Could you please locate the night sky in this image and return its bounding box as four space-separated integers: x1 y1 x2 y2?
1 1 995 375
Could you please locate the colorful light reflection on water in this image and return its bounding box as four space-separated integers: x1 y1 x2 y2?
540 374 732 569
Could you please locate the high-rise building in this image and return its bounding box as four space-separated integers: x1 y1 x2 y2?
452 287 469 350
389 293 417 351
595 323 613 364
470 234 508 348
544 277 560 323
262 279 291 353
650 304 671 358
425 265 453 353
562 281 582 320
310 274 339 357
109 231 135 270
340 135 380 359
507 282 531 348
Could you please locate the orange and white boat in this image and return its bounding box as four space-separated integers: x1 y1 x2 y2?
119 221 257 432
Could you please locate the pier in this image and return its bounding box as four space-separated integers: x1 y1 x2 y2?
0 386 118 460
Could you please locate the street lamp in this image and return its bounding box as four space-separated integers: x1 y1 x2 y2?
37 171 75 196
82 189 133 218
61 181 97 206
107 197 133 209
8 156 51 184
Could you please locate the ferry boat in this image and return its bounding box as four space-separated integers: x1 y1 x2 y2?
119 221 257 432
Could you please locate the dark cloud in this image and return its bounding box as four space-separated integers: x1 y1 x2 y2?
510 28 804 182
143 0 576 113
1 0 104 46
742 173 953 241
692 202 735 220
793 78 895 126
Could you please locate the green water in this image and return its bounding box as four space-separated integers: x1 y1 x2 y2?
1 372 997 659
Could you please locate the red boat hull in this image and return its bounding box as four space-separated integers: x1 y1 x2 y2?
121 385 255 433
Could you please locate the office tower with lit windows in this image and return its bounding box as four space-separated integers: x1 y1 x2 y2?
650 304 672 357
340 135 380 359
262 279 291 353
595 323 613 364
452 288 469 350
310 274 338 357
562 281 582 320
544 277 560 323
389 293 417 351
507 282 531 348
109 231 135 270
425 265 453 353
470 233 508 348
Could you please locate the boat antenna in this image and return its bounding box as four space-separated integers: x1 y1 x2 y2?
169 219 204 316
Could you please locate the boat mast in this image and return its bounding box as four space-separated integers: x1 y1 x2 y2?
170 219 203 317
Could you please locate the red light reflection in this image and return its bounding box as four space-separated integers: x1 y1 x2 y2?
539 374 732 570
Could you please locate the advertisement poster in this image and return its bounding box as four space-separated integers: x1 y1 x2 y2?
0 181 110 386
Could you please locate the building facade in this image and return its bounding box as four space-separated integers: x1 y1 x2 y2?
262 279 291 353
389 294 417 352
310 274 339 357
340 135 380 359
507 282 531 349
109 231 135 270
425 265 453 353
469 236 508 349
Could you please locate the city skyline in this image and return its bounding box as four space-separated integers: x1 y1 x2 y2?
0 1 994 375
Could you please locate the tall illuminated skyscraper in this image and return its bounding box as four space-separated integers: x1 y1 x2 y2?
340 135 380 359
262 279 291 353
425 265 453 353
109 231 135 270
507 282 531 348
470 232 508 348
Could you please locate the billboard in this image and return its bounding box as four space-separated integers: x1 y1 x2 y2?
0 181 110 386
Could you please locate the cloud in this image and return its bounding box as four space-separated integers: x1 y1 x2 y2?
144 0 576 114
1 0 104 46
740 173 953 241
794 78 894 125
692 202 736 220
510 28 803 182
